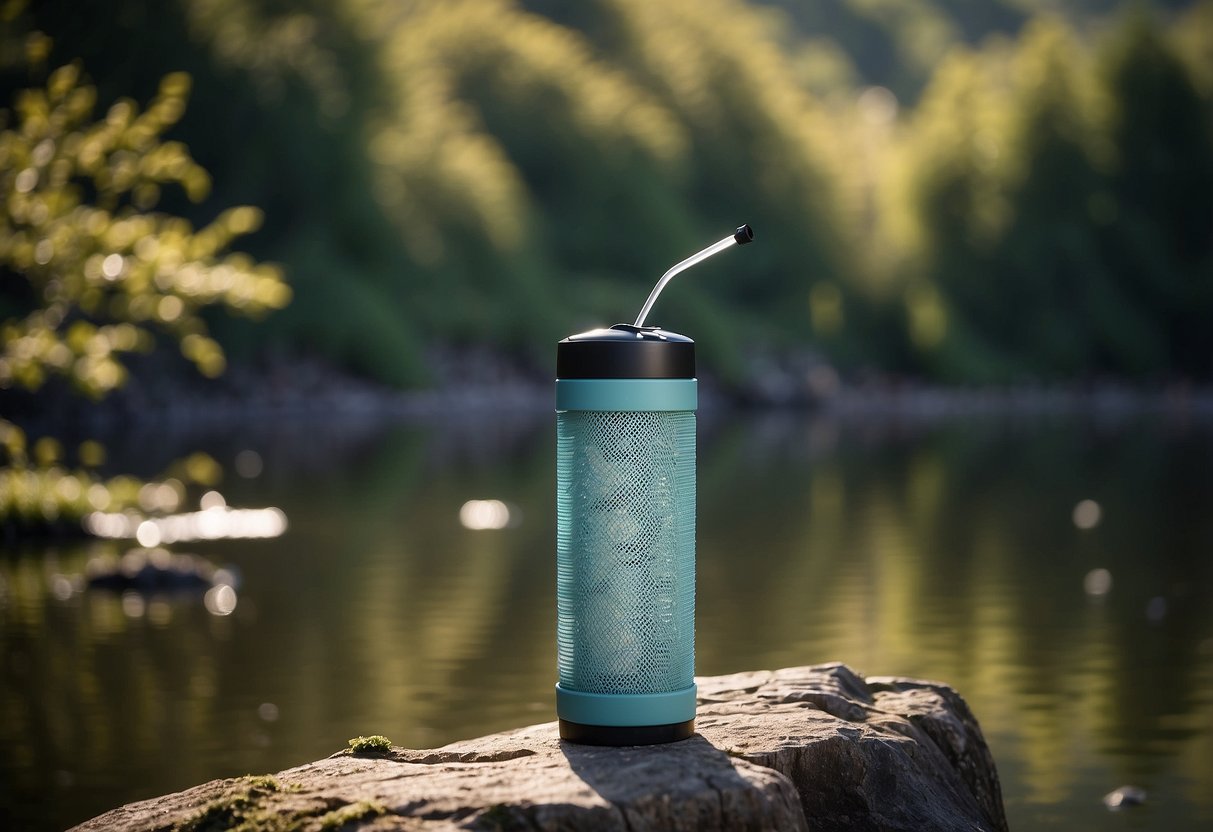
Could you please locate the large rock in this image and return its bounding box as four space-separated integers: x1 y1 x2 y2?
74 664 1007 831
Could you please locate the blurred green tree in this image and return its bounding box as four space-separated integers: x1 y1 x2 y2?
358 0 869 378
0 52 274 530
984 18 1143 377
3 0 1210 391
361 0 688 352
894 9 1213 381
892 41 1015 379
557 0 863 372
0 62 289 397
1095 8 1213 378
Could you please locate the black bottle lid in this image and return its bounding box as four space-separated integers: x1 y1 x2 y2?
557 324 695 380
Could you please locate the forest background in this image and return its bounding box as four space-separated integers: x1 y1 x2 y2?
2 0 1212 404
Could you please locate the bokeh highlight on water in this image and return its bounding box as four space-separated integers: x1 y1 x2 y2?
1 410 1212 830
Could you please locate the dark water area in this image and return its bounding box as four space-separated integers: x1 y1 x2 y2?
2 407 1212 831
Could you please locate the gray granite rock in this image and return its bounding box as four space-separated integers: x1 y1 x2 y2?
73 663 1006 832
695 664 1007 831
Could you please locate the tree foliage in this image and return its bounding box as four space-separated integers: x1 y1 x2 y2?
0 61 288 397
2 0 1211 389
893 7 1213 381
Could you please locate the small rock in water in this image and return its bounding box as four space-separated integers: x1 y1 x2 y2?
1103 785 1147 810
85 549 221 593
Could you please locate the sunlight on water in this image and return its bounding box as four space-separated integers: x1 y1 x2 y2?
458 499 516 530
83 503 287 542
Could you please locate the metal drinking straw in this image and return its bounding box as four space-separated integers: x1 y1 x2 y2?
633 225 754 328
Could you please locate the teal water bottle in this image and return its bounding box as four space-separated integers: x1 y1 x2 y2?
555 225 753 746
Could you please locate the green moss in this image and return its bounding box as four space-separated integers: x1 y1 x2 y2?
172 769 381 831
346 735 392 754
240 775 284 792
176 789 257 832
175 775 298 832
229 809 309 832
317 801 386 830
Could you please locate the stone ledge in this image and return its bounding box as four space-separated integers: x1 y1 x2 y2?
73 663 1007 832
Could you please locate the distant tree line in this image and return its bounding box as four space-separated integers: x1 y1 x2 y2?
2 0 1211 389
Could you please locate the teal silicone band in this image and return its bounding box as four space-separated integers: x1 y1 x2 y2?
555 378 697 412
555 684 698 727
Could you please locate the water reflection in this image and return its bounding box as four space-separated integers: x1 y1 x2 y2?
1 413 1212 831
84 500 287 544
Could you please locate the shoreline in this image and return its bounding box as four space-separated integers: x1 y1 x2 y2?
5 349 1213 436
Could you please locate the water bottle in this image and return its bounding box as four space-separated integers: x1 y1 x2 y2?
555 225 753 746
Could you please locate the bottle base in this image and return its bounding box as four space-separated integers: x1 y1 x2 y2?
558 718 695 746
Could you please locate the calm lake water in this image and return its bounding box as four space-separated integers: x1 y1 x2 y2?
2 407 1212 830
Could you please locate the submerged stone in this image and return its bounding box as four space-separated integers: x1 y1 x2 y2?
84 549 226 593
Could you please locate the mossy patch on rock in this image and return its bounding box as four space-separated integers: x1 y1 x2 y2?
173 774 373 832
176 775 286 831
346 735 392 754
316 801 386 830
